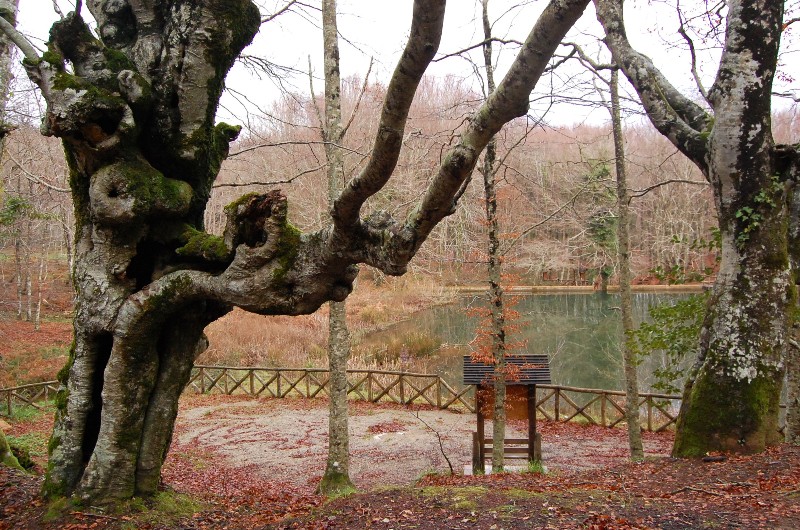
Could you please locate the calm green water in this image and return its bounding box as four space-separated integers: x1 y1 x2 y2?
362 292 693 393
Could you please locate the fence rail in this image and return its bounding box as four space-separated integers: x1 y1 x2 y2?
1 381 60 415
186 366 688 431
187 366 475 412
1 366 787 433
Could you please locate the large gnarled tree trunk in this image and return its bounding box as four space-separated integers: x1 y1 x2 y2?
597 0 798 456
3 0 590 504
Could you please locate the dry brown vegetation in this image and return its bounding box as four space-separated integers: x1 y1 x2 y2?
1 77 796 386
200 270 456 371
5 84 797 308
0 259 73 387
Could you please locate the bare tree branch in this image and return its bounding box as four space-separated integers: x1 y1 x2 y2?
213 162 327 188
400 0 591 250
5 151 70 193
629 178 709 199
0 15 39 62
503 179 599 255
229 140 367 158
434 37 524 62
773 91 800 103
595 0 711 171
332 0 447 228
261 0 302 23
562 42 615 71
51 0 65 19
677 1 710 103
340 58 373 139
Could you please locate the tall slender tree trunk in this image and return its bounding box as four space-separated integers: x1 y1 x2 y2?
14 235 22 319
34 248 45 330
318 0 355 495
481 0 507 472
610 69 643 460
25 219 32 322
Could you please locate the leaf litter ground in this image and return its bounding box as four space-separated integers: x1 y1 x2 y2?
1 395 798 529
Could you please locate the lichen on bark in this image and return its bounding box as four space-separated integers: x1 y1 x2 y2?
596 0 795 456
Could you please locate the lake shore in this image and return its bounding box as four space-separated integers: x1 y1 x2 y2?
451 283 706 294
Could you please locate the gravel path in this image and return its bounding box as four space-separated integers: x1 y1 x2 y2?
172 396 674 492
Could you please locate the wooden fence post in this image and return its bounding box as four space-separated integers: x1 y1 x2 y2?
472 431 483 474
554 388 561 422
601 393 607 427
528 385 537 462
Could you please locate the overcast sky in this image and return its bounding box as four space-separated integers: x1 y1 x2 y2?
16 0 800 130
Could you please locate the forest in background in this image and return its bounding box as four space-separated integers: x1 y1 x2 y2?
8 76 798 309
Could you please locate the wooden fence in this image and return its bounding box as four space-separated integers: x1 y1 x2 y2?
4 366 786 433
1 381 60 415
186 366 687 431
187 366 475 412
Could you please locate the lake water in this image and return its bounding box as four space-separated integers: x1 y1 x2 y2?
361 292 694 393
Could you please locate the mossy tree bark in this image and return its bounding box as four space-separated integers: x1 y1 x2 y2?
1 429 23 470
318 0 355 495
0 0 17 137
787 328 800 445
3 0 589 504
787 182 800 445
597 0 798 456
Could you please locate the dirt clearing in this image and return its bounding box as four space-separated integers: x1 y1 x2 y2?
169 395 674 491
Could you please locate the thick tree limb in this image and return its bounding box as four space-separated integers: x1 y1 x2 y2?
594 0 711 172
392 0 592 261
332 0 446 227
0 15 37 61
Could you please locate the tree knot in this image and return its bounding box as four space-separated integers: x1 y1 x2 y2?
223 191 289 249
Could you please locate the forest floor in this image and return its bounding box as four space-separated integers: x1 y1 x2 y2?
2 263 792 529
2 395 799 530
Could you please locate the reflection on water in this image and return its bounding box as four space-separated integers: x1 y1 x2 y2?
361 292 692 393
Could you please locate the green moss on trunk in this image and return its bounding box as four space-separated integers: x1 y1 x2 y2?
673 370 782 457
176 226 231 262
1 430 23 471
317 470 356 497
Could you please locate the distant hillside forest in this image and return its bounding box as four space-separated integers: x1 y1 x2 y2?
2 77 797 289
